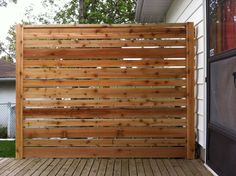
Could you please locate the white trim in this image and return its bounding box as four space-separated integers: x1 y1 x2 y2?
204 164 219 176
0 78 15 81
0 138 15 141
203 0 208 162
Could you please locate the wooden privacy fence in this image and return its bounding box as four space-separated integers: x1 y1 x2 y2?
16 23 195 159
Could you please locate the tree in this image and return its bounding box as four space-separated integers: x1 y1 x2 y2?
25 0 136 24
0 0 16 7
0 24 17 63
0 42 14 63
3 0 136 60
0 0 17 62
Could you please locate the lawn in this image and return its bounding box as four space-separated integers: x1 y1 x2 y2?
0 140 15 157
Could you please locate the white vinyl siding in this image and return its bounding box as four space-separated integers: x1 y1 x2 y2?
165 0 207 148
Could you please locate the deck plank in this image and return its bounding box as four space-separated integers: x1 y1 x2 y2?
143 159 154 176
40 159 61 176
183 159 200 175
129 159 137 176
31 158 54 176
89 159 101 176
149 159 161 176
97 159 108 176
136 159 145 176
16 158 42 176
156 159 169 176
64 159 80 176
169 159 186 176
163 159 178 176
0 158 16 171
114 159 122 176
49 159 68 175
24 159 48 176
1 159 27 176
105 159 115 176
121 159 129 176
73 159 87 176
0 158 11 167
7 158 34 176
177 159 194 176
192 160 213 176
55 159 73 176
81 159 94 176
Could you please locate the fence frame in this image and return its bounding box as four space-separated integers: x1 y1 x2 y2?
16 23 195 159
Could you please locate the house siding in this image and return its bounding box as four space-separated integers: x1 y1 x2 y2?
0 81 15 128
165 0 207 150
0 81 16 104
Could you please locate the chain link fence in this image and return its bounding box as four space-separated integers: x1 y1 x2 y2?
0 103 15 138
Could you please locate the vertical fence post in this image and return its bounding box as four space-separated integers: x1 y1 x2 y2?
186 22 195 159
16 24 24 159
7 102 11 138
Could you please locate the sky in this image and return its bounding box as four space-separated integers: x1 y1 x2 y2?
0 0 44 42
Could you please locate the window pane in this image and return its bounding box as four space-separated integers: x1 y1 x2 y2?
209 0 236 56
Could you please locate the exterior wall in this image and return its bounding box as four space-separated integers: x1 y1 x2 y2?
0 81 16 128
165 0 207 150
0 81 16 104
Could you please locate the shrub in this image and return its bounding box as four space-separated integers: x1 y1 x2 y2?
0 126 7 138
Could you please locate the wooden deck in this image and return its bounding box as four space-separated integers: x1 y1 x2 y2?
0 158 212 176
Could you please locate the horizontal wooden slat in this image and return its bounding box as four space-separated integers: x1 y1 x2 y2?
23 88 186 98
24 39 186 48
24 32 186 39
23 99 186 107
23 23 186 28
23 108 187 118
23 27 186 40
24 27 186 34
23 79 186 87
24 127 186 138
24 68 186 79
23 147 186 158
24 48 186 59
24 118 186 127
24 138 186 147
23 59 186 68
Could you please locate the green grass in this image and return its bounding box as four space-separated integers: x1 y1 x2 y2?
0 141 15 157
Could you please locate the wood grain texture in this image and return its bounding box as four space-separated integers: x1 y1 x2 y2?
23 127 186 138
24 26 186 34
186 22 195 159
24 48 186 59
23 108 187 118
23 99 186 107
23 59 186 68
23 68 186 79
24 31 186 39
23 147 186 158
23 79 186 87
24 118 186 127
23 23 186 28
18 23 194 159
23 87 186 98
24 39 186 48
24 138 186 147
16 25 24 159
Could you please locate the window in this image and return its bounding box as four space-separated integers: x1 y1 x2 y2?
209 0 236 56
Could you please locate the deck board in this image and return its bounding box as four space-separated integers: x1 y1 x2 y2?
0 158 212 176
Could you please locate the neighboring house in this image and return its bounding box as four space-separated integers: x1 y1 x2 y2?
0 60 16 104
136 0 236 175
0 60 16 137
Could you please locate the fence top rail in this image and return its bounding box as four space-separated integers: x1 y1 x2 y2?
23 23 187 29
